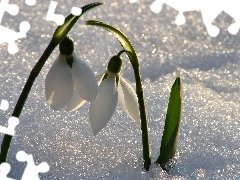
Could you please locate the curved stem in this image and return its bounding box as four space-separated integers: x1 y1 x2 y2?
85 20 151 170
0 40 56 163
0 2 103 163
121 51 151 171
134 69 151 171
117 50 126 57
117 50 151 170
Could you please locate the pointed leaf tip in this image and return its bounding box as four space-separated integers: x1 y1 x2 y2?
52 2 104 44
175 76 181 87
156 77 182 167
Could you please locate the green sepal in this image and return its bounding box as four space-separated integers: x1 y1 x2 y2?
156 77 182 169
107 55 122 73
59 36 74 55
52 2 104 46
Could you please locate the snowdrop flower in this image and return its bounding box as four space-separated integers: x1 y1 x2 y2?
89 55 140 135
45 37 98 111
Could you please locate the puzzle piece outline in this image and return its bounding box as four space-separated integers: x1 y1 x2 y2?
148 0 240 37
0 151 50 180
0 0 31 54
0 116 19 136
0 0 83 54
0 163 16 180
16 151 50 180
0 99 49 179
46 0 82 26
0 99 9 111
0 100 19 136
25 0 36 6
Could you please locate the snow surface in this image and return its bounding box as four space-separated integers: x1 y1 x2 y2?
0 0 240 179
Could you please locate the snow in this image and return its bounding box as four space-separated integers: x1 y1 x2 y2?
0 0 240 179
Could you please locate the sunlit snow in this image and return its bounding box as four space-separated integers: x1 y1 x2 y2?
0 0 239 179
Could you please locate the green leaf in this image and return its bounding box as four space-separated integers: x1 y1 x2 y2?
156 77 182 168
52 2 104 45
85 20 139 68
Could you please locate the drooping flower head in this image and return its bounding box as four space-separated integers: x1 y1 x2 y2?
45 37 98 111
89 55 140 135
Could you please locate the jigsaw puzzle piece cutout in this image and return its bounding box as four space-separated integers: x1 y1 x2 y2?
228 21 240 35
16 151 50 180
46 1 65 26
150 0 163 13
150 0 224 37
0 0 19 37
0 0 19 23
0 0 31 54
129 0 138 3
175 12 185 25
0 116 19 136
25 0 36 6
199 1 223 37
0 163 16 180
0 100 9 111
150 0 240 36
223 0 240 35
71 7 82 16
5 5 19 16
0 20 30 54
151 0 199 25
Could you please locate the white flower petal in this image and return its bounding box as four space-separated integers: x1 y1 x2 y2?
66 73 104 112
72 53 98 101
89 73 118 135
45 55 73 111
118 77 140 123
66 90 86 112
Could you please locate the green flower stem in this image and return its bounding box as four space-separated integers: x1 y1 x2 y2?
14 43 59 117
0 42 55 163
0 2 103 163
133 66 151 171
117 50 151 170
86 20 151 171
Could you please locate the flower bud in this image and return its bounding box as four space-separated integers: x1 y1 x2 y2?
59 36 74 55
107 55 122 73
